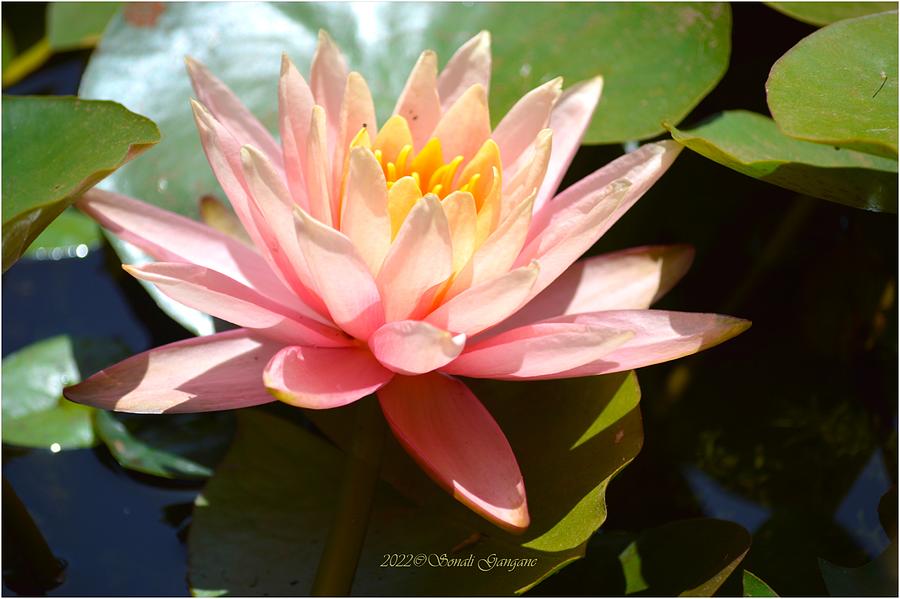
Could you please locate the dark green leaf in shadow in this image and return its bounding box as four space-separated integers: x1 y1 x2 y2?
1 336 128 450
23 207 101 260
308 373 643 554
819 542 898 596
666 111 898 212
766 2 897 26
47 2 121 51
767 11 898 158
618 518 751 596
94 411 235 480
744 570 780 597
189 408 587 596
2 24 15 71
1 95 159 272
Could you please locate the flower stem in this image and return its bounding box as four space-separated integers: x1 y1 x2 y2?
311 396 385 596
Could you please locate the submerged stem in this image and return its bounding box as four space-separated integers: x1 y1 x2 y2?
311 396 385 596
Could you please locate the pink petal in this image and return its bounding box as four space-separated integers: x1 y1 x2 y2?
309 29 349 155
517 141 683 302
521 310 751 379
437 31 491 112
124 262 348 347
76 188 299 311
305 105 334 227
431 84 492 163
192 100 313 304
497 245 695 332
278 53 314 210
377 373 529 532
394 50 442 149
63 329 280 413
441 191 478 274
443 321 633 379
447 189 536 299
293 205 385 340
535 77 603 213
376 196 452 322
263 345 393 409
492 78 562 169
427 262 540 336
240 145 330 316
185 57 283 171
333 72 377 209
340 147 392 275
503 128 552 220
369 321 466 375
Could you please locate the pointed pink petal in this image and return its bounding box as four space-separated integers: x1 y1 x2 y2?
517 141 683 302
493 78 562 169
185 57 283 171
497 245 695 332
377 373 529 532
447 189 536 299
192 100 313 304
63 329 280 413
535 77 603 213
124 262 348 347
427 262 540 336
278 54 314 210
431 84 492 163
333 72 377 212
293 205 385 340
263 345 393 409
240 145 330 316
394 50 442 148
310 30 349 154
76 188 299 311
369 321 465 375
521 310 751 379
340 147 392 275
305 105 334 227
502 129 552 220
437 31 491 111
443 321 633 379
376 196 452 322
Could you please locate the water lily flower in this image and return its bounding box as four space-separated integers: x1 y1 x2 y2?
65 31 749 532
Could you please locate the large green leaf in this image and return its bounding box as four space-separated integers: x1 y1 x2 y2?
666 111 898 212
1 336 126 450
190 373 642 595
767 11 898 159
1 96 159 272
94 411 235 480
617 519 751 596
767 2 897 26
47 2 121 51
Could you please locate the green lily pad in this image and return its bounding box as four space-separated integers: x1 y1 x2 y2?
23 207 101 260
47 2 121 51
819 542 898 596
1 336 128 450
618 518 751 596
766 3 897 26
744 570 780 596
666 111 898 212
94 411 234 480
190 373 642 595
767 11 898 159
1 95 159 272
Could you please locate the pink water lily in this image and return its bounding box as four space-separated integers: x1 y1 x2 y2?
65 31 749 532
